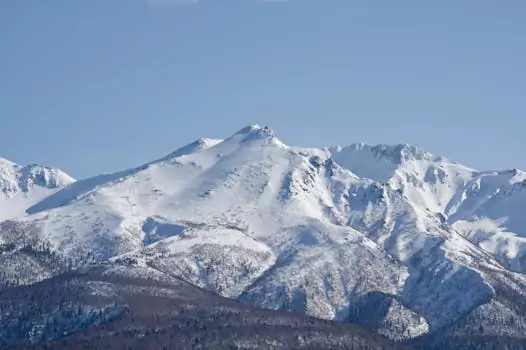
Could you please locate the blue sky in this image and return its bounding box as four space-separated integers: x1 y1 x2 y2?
1 0 524 178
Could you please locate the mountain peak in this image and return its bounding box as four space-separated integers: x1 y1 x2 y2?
1 159 74 195
236 123 263 134
17 164 75 191
329 142 444 183
6 124 526 348
346 142 436 164
231 123 280 145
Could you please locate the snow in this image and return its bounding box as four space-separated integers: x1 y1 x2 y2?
3 123 526 340
144 226 272 254
330 142 526 274
453 218 526 272
0 158 74 221
330 143 475 214
113 226 276 298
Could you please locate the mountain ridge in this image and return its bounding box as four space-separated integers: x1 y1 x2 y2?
0 157 74 221
2 124 526 348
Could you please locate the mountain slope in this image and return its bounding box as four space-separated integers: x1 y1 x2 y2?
0 157 74 221
0 263 404 350
2 124 526 346
329 143 526 275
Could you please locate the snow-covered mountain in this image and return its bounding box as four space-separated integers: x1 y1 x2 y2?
330 143 526 274
2 124 526 346
0 157 74 221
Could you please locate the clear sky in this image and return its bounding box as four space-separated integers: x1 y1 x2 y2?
1 0 524 178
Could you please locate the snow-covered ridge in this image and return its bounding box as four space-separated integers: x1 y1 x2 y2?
155 137 223 162
0 157 74 220
2 124 526 343
334 143 439 165
328 140 526 273
0 158 74 194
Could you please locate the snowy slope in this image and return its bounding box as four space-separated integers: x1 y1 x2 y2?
0 157 74 221
329 143 475 215
330 144 526 274
0 125 520 339
3 124 526 343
